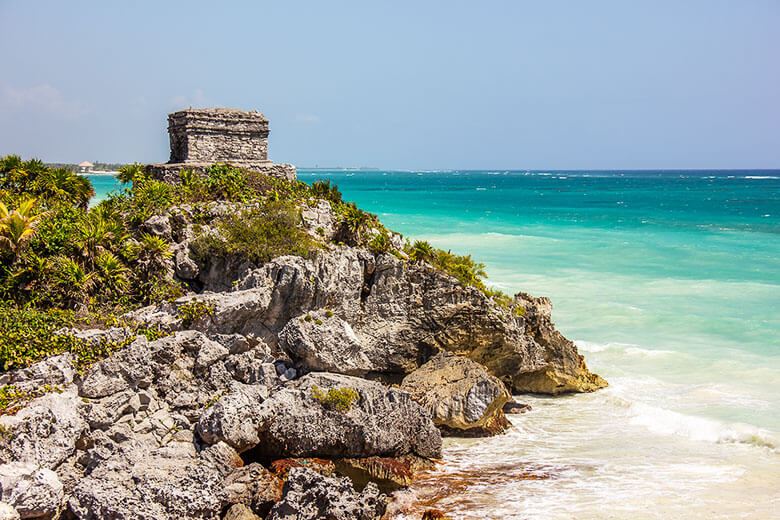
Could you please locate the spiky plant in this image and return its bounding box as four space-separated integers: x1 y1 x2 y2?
408 240 435 263
95 251 128 295
0 198 41 255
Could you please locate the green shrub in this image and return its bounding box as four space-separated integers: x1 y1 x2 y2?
0 305 80 370
192 200 319 265
205 163 248 201
368 231 391 254
311 179 342 203
311 385 359 411
178 299 215 328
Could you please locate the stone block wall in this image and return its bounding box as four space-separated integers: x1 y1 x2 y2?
168 108 270 164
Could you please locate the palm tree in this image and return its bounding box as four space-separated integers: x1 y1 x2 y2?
0 198 41 255
408 240 435 263
117 163 145 184
74 213 119 267
35 168 94 209
95 251 128 296
54 256 95 306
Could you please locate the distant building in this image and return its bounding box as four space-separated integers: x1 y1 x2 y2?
78 161 94 173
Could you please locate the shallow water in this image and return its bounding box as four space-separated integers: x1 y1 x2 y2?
295 169 780 519
90 170 780 518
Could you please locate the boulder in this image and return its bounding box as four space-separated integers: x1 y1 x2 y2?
68 443 237 520
267 467 387 520
0 503 19 520
0 462 63 520
197 383 269 452
0 390 87 469
278 310 387 376
502 399 532 414
198 373 441 460
401 352 512 436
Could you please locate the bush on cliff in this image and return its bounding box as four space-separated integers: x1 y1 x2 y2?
192 200 320 264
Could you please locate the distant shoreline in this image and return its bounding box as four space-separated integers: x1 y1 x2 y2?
81 171 119 176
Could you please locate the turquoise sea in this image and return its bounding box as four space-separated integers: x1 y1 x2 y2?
90 170 780 519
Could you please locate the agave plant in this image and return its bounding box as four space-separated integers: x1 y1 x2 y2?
0 198 41 255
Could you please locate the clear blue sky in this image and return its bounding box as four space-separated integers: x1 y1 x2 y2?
1 0 778 169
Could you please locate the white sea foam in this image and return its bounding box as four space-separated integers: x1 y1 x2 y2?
744 175 780 179
627 401 778 451
624 347 676 358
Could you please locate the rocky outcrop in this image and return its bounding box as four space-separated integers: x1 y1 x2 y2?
512 292 608 393
401 352 512 436
199 373 441 460
133 245 604 394
0 390 87 469
267 467 388 520
0 463 63 520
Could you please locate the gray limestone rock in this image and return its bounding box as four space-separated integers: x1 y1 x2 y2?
0 462 63 520
199 372 441 459
1 354 75 394
142 214 172 240
0 503 19 520
401 352 512 436
267 467 387 520
197 383 269 452
278 310 382 377
0 390 87 469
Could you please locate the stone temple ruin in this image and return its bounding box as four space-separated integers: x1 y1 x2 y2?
146 107 296 182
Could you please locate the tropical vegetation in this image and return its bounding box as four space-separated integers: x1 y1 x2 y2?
0 156 519 376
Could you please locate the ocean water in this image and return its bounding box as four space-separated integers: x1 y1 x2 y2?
90 170 780 518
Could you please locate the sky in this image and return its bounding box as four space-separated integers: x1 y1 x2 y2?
0 0 779 170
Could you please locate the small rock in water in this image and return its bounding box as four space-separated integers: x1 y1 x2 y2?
502 399 532 414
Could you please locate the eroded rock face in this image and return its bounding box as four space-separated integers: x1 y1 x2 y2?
133 247 605 394
198 373 441 460
278 310 388 377
0 391 87 469
401 352 512 436
0 463 63 520
267 467 388 520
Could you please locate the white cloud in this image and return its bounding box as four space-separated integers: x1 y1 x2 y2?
1 84 90 118
295 113 320 123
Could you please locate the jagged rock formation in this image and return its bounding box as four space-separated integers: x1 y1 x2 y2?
146 108 296 182
267 468 388 520
133 238 605 394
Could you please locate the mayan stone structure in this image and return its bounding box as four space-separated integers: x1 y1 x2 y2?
146 107 296 182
